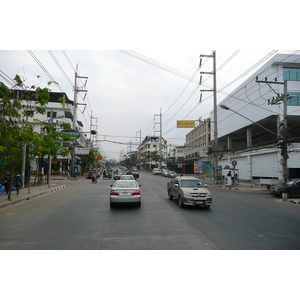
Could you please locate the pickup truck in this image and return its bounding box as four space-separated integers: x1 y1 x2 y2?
167 176 212 208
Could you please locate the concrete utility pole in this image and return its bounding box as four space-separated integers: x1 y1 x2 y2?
71 65 88 177
154 109 163 168
256 78 289 201
200 51 218 183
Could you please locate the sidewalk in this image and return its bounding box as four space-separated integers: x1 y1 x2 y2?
204 179 300 205
0 177 69 209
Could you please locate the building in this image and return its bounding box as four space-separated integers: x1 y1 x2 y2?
139 136 167 169
211 53 300 181
14 90 91 176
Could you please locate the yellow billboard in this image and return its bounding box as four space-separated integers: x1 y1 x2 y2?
177 120 195 128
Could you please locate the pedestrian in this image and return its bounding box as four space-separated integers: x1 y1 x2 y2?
3 172 11 195
15 174 22 195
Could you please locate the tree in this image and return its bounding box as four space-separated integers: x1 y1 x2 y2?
141 151 161 169
0 76 72 199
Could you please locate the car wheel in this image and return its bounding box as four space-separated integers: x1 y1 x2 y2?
168 190 173 200
136 202 141 207
110 202 115 208
204 205 210 209
178 196 184 208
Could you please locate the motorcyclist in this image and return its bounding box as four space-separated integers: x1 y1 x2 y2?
92 173 97 183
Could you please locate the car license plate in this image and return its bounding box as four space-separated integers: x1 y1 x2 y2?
196 201 203 204
121 192 130 195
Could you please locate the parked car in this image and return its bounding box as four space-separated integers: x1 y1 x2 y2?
167 176 212 208
109 180 142 208
161 169 170 177
167 171 177 178
270 178 300 197
119 175 135 180
152 168 162 175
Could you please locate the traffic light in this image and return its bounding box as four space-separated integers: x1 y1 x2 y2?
91 130 97 135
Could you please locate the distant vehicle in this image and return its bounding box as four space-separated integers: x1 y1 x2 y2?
161 169 170 177
128 167 139 180
167 171 177 178
114 171 127 180
87 169 98 179
152 168 161 175
120 175 135 180
270 178 300 197
109 180 142 208
167 176 212 208
260 178 281 189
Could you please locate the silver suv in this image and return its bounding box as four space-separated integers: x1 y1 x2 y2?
167 176 212 208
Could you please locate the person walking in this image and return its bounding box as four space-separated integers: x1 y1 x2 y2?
15 174 22 195
3 173 11 195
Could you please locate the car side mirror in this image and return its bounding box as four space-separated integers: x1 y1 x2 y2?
205 184 207 188
111 184 113 187
175 183 179 187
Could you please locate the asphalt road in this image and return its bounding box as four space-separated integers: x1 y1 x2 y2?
0 172 300 250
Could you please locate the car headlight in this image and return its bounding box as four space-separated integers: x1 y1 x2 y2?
183 192 191 197
206 191 211 197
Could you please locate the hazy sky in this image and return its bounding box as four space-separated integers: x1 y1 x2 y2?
1 50 297 159
1 1 297 160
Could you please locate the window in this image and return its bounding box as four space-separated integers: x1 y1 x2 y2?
64 111 73 120
47 111 57 118
283 68 300 81
25 110 34 117
287 92 300 106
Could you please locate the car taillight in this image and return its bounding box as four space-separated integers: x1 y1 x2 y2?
132 189 141 195
110 190 119 195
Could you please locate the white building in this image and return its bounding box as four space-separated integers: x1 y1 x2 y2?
211 53 300 180
139 136 167 169
16 90 90 175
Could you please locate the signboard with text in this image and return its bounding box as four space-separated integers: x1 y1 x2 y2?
177 120 196 128
74 148 89 155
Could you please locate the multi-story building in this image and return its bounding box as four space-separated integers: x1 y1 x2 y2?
185 118 212 160
139 136 167 170
14 90 90 176
211 53 300 181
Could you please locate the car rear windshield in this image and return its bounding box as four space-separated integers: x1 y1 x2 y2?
181 180 204 187
114 181 138 188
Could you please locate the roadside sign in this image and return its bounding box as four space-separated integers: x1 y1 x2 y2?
60 129 81 139
74 148 89 155
203 162 212 168
232 160 237 167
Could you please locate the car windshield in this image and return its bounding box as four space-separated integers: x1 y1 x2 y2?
181 180 204 187
114 181 138 188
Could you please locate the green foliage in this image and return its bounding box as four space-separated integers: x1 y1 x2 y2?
0 75 72 187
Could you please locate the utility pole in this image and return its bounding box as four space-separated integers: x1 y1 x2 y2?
199 51 219 183
136 129 142 170
256 77 289 201
71 65 88 177
154 109 162 168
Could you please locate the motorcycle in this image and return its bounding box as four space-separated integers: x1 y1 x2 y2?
92 175 98 183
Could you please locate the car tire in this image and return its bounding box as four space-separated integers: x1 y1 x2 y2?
168 190 173 200
110 202 115 208
204 205 210 209
136 202 141 207
178 196 184 208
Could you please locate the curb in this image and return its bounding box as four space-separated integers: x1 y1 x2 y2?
0 185 66 210
288 200 300 205
218 185 238 191
50 185 66 192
